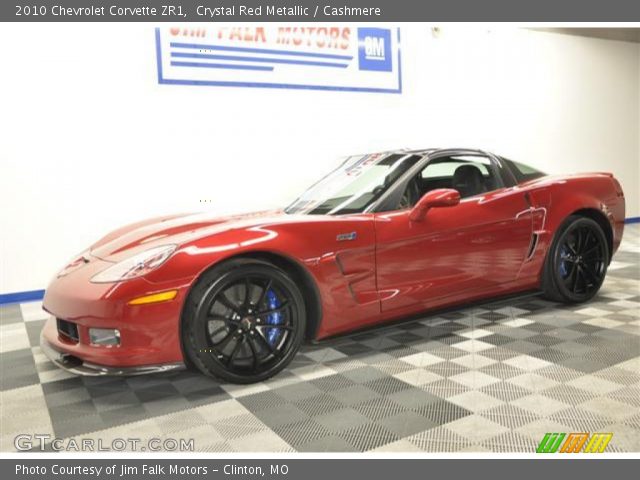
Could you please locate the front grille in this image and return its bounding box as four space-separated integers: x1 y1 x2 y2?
57 318 79 343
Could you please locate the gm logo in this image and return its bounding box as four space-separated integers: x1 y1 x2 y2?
357 28 392 72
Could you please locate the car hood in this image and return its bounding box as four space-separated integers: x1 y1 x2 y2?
90 210 292 261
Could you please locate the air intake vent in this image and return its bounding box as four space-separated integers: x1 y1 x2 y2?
526 233 539 261
56 318 79 343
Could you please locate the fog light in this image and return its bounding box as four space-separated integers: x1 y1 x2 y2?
89 328 120 346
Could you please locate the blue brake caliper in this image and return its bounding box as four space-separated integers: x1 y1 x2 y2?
559 245 569 278
265 289 282 346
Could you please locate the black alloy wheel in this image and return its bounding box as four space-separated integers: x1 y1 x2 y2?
183 260 306 383
543 215 609 303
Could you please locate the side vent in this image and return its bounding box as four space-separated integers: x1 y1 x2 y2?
526 233 539 261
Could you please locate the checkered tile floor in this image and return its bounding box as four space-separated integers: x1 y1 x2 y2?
1 225 638 452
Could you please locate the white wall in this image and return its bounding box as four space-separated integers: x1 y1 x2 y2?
1 24 638 294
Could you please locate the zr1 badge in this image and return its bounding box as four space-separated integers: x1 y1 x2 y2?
336 232 358 242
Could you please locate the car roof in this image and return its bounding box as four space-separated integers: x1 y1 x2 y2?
376 148 492 157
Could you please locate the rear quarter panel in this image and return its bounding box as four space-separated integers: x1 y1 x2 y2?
516 173 625 282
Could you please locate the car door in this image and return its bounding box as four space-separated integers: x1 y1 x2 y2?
374 154 533 313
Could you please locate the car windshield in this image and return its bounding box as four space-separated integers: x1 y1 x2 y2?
285 153 421 215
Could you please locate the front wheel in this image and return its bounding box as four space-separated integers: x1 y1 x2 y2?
542 215 609 303
183 259 306 384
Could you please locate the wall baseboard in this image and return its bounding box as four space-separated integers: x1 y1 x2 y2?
1 217 639 306
0 289 45 306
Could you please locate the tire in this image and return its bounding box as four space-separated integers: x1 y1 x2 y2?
182 259 306 384
542 215 609 303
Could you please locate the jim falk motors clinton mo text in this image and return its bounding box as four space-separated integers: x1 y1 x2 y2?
15 463 289 476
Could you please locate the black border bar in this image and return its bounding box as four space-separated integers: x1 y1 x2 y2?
5 459 639 480
3 0 640 22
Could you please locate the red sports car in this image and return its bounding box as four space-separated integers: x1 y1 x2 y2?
41 148 625 383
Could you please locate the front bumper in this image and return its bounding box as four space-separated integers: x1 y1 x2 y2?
41 255 191 373
40 333 184 376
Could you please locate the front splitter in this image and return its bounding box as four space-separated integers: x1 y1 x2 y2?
40 334 185 376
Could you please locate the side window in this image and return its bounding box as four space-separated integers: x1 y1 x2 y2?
400 155 502 208
421 160 489 180
502 158 546 183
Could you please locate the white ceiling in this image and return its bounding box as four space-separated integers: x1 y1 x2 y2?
532 28 640 43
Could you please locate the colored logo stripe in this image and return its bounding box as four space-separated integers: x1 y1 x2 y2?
559 433 589 453
537 433 566 453
583 433 613 453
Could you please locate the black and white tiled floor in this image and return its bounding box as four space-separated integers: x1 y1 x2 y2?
1 225 638 452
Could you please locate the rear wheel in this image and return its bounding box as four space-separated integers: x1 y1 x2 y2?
542 215 609 303
183 259 305 383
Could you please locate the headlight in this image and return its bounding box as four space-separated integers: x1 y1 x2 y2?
90 245 177 283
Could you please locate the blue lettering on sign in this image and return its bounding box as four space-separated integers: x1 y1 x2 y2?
357 28 392 72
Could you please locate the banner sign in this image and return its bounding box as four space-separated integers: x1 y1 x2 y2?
155 25 402 93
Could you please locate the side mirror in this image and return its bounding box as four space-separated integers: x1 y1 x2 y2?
409 188 460 222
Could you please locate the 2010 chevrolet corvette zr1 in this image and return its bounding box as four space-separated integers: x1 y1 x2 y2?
41 148 626 383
